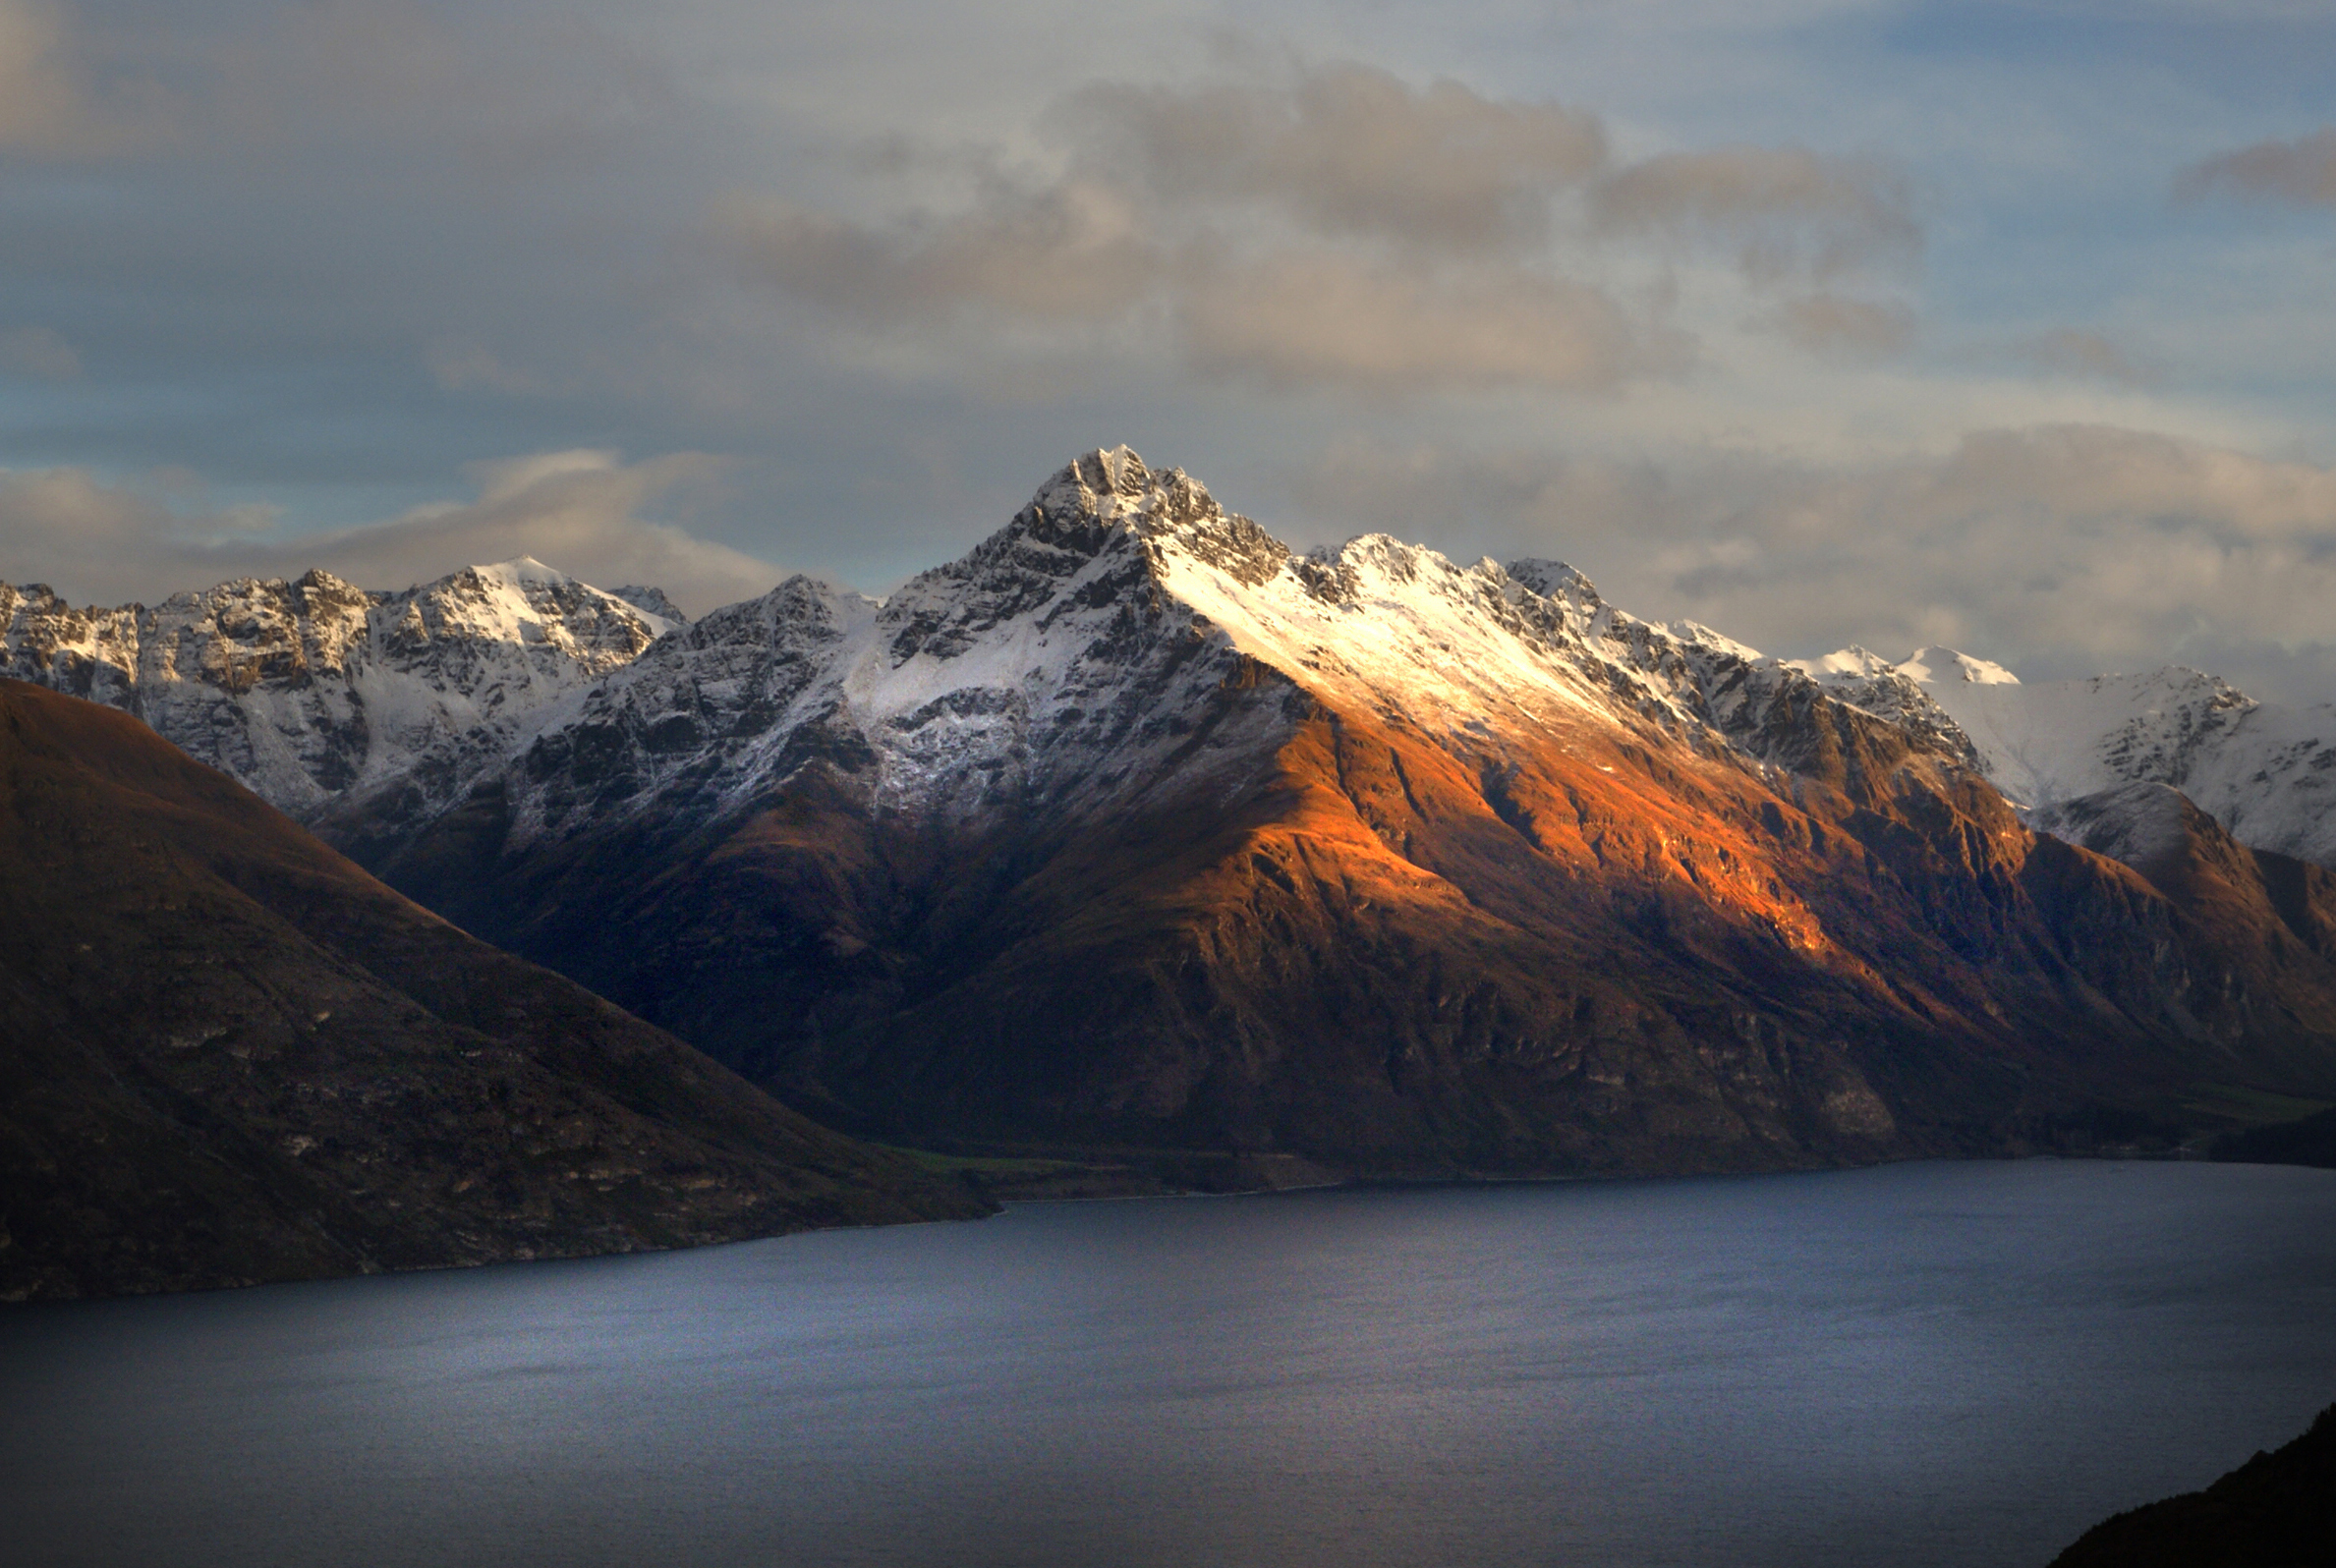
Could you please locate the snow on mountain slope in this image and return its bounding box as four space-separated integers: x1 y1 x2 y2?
1 450 2002 867
0 557 680 820
370 447 2336 1179
18 444 2328 884
0 583 142 706
1797 644 2336 868
488 447 1966 860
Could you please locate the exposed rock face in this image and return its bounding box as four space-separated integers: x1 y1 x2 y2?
0 680 986 1301
334 449 2336 1175
0 580 142 704
0 557 679 832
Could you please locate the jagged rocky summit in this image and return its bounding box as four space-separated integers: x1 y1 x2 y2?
11 447 2336 1180
0 556 678 837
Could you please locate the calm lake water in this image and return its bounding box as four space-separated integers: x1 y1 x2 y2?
4 1159 2333 1568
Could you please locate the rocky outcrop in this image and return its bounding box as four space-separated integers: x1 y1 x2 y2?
0 679 986 1301
0 557 679 830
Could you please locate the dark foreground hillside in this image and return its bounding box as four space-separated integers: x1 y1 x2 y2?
2049 1403 2336 1567
0 680 988 1301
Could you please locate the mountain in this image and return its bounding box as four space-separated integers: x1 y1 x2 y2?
2048 1402 2336 1567
0 679 986 1301
10 449 2335 1181
0 556 677 841
1796 646 2336 869
307 448 2336 1175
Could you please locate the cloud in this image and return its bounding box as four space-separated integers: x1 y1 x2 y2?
2176 127 2336 206
0 324 82 380
724 61 1926 397
0 450 785 614
1590 146 1921 282
2012 328 2153 385
0 467 178 585
1178 252 1675 391
425 339 551 396
1764 293 1917 359
725 176 1673 391
1056 64 1607 254
0 0 169 157
719 180 1162 325
1285 423 2336 702
720 188 1673 394
0 0 97 154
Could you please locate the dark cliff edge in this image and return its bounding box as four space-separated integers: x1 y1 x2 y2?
2047 1403 2336 1567
0 680 991 1302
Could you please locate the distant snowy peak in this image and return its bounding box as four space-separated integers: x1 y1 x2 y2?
1898 646 2019 687
1794 642 2335 868
1795 645 2017 689
379 558 679 685
0 581 143 705
1792 645 1901 683
610 584 689 625
1781 646 1979 768
0 557 685 817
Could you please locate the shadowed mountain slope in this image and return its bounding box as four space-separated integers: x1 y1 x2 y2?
354 451 2336 1175
0 680 986 1301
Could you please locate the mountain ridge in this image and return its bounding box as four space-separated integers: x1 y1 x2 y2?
0 556 680 832
311 449 2336 1173
10 447 2336 1181
1797 644 2336 869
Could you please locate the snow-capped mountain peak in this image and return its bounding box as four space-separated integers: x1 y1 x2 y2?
1790 645 1899 682
13 448 2331 876
1896 646 2019 687
1795 643 2334 868
484 449 2000 861
0 557 685 821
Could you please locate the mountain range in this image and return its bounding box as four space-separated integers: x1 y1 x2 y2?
1796 645 2336 869
8 447 2336 1195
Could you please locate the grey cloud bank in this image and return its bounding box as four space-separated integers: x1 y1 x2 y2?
724 63 1909 394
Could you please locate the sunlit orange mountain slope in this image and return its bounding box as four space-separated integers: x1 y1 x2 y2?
354 450 2336 1174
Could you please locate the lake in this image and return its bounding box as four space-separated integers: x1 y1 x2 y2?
4 1159 2332 1567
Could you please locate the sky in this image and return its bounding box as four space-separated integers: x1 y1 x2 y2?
2 0 2335 699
